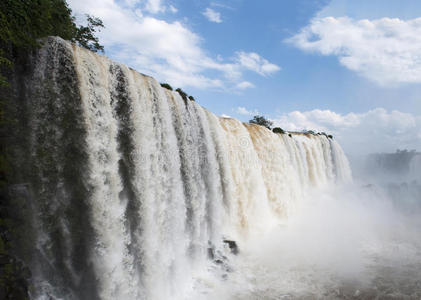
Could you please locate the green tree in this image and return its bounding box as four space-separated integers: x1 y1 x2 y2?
0 0 104 86
272 127 285 134
0 55 12 86
160 83 173 90
176 88 188 103
74 15 104 52
249 115 273 130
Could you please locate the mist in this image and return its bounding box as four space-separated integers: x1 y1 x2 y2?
191 151 421 299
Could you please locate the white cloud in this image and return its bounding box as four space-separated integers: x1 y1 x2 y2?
210 2 234 10
68 0 279 89
123 0 169 13
144 0 166 13
236 51 281 76
221 114 232 118
123 0 141 7
203 8 222 23
273 108 421 155
236 81 255 89
289 17 421 86
236 106 259 116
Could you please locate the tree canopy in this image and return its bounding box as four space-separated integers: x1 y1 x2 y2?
272 127 285 134
0 0 104 85
160 83 173 91
249 115 273 130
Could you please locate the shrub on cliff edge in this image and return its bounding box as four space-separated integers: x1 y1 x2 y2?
272 127 285 134
249 115 273 130
160 83 173 90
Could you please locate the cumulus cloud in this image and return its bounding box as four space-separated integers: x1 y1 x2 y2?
68 0 279 89
289 17 421 85
203 8 222 23
272 108 421 155
236 52 281 76
236 106 259 116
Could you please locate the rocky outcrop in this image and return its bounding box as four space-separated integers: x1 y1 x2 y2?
0 253 31 300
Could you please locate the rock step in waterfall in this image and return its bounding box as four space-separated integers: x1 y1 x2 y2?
9 36 352 300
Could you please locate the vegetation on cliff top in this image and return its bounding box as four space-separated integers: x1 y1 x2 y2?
272 127 285 134
249 115 273 130
160 83 196 103
0 0 104 86
248 116 335 139
160 83 173 91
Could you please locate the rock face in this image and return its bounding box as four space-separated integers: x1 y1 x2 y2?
223 240 239 255
2 37 352 300
0 184 33 299
0 254 31 300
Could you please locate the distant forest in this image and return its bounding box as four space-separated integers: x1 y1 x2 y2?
366 149 420 175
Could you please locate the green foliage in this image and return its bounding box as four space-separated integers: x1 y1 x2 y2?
176 88 188 103
172 87 196 103
160 83 173 90
0 53 12 87
272 127 285 134
249 115 273 130
0 0 104 85
0 0 76 49
74 15 104 52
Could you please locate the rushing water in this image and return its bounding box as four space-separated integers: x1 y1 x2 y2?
11 37 420 300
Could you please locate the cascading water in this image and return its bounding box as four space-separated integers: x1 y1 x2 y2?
409 154 421 182
10 37 353 300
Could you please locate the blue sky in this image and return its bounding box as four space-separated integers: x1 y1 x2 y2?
68 0 421 154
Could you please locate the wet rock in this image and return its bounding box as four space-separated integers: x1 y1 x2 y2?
0 254 30 299
207 247 215 260
223 240 239 255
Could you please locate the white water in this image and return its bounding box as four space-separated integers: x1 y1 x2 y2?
409 154 421 182
23 38 421 300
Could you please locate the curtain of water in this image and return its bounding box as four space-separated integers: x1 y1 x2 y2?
18 37 352 299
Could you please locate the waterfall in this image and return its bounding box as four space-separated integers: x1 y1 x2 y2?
409 154 421 182
12 37 352 300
